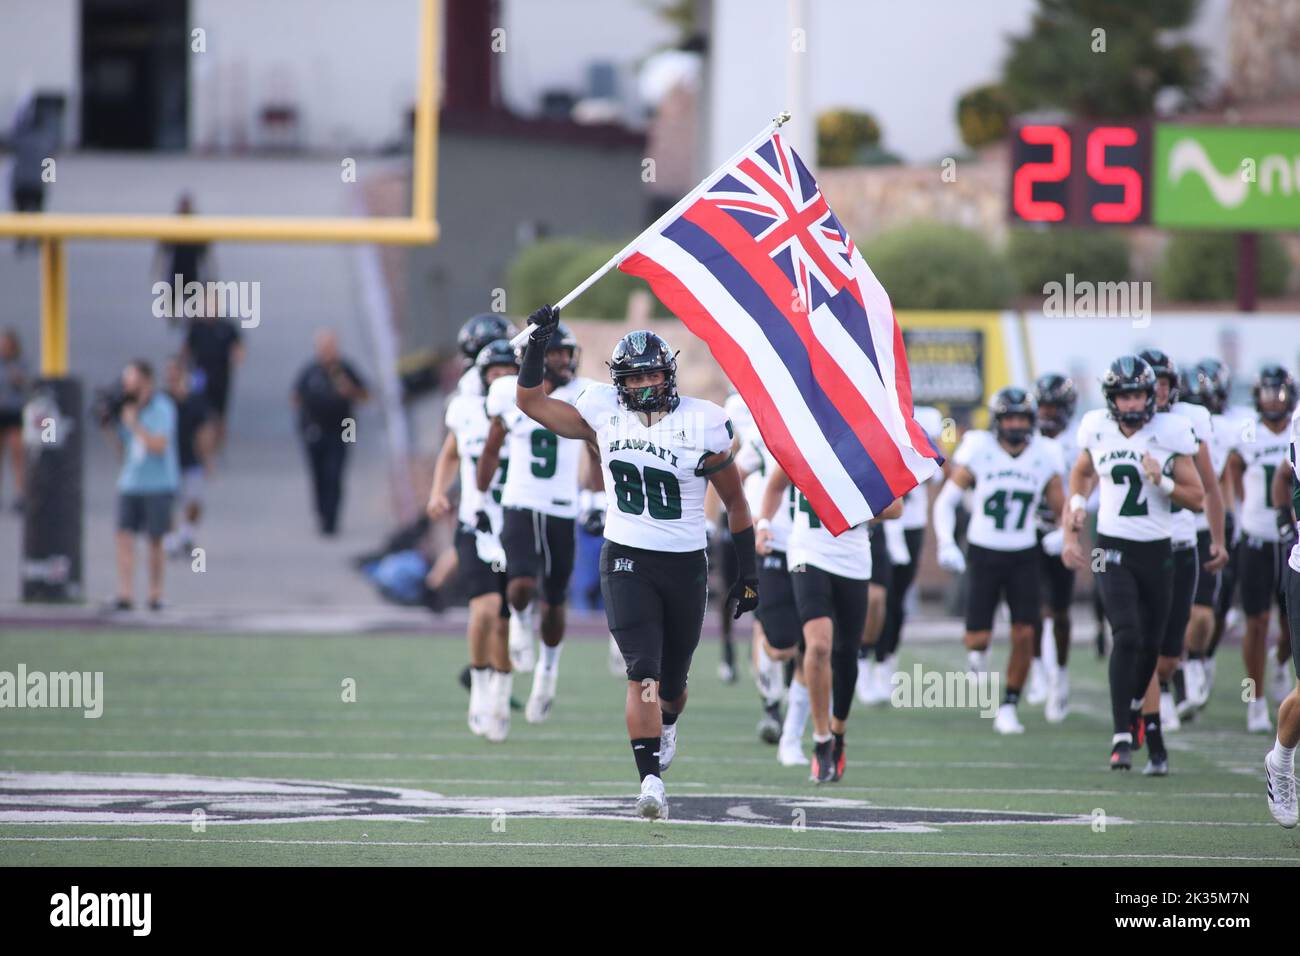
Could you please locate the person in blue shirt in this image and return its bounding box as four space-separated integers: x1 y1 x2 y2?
107 359 179 611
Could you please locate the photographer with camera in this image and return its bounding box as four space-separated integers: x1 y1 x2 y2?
104 359 179 611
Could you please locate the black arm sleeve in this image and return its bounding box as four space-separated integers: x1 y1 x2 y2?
517 330 551 389
731 525 758 582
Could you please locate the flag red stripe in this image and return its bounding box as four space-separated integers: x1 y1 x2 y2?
889 305 942 459
619 250 851 533
772 132 794 187
684 200 918 494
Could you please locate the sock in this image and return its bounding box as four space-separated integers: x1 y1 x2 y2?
631 737 660 780
782 658 795 687
1112 732 1133 747
1004 687 1021 706
1143 712 1164 756
540 642 562 671
813 731 832 745
1171 671 1186 704
661 709 679 726
783 679 810 741
496 669 513 711
1274 739 1295 774
832 731 844 755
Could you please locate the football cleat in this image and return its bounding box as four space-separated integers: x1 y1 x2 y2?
1142 755 1169 776
1045 668 1070 723
863 656 894 705
1248 699 1273 734
659 721 678 772
717 661 737 684
993 703 1025 735
855 657 874 704
1265 750 1299 828
1178 660 1206 717
831 736 846 782
1202 657 1217 702
778 733 808 766
811 739 836 784
636 774 668 820
467 669 489 736
1110 741 1132 771
1159 690 1181 732
757 701 782 745
508 609 536 673
1025 659 1048 706
484 671 511 743
525 666 557 724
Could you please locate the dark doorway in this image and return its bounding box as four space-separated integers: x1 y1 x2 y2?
81 0 189 150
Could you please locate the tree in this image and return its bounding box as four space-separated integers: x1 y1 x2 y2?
1002 0 1206 117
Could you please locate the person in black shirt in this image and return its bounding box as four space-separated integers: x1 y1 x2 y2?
292 329 369 536
154 194 215 327
163 356 214 557
183 308 243 453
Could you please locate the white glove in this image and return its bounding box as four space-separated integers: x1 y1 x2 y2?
884 520 911 566
938 541 966 574
1040 527 1064 557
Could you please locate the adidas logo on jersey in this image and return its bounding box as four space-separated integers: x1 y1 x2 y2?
613 558 635 572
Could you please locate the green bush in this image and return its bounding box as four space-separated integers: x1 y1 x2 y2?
864 222 1013 309
1006 228 1131 295
956 84 1011 149
507 237 666 321
1158 232 1291 302
817 109 882 168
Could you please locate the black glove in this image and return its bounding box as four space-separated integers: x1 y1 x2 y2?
1278 508 1297 548
474 510 492 535
727 576 760 620
528 304 560 342
580 507 605 536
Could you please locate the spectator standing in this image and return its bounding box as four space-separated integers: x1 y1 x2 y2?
292 330 369 536
154 194 215 327
182 299 243 454
163 356 214 557
9 95 58 256
0 329 29 511
108 360 179 611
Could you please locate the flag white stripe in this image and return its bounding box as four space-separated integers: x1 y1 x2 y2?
640 233 873 518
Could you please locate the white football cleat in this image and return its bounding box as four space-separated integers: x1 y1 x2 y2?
484 671 511 743
717 660 736 683
1247 698 1273 734
1025 659 1048 706
993 702 1024 735
967 648 990 677
1271 661 1292 705
525 666 557 724
1265 749 1299 828
778 733 808 766
1044 667 1070 723
855 656 874 704
607 634 625 677
636 774 667 819
467 669 489 736
1202 657 1217 701
1160 690 1181 732
659 721 678 772
1178 659 1205 717
508 609 536 673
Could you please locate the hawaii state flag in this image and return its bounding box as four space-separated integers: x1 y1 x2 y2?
619 131 943 534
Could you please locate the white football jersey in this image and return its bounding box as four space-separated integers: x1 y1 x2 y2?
953 430 1062 551
1161 403 1210 541
787 488 872 580
1035 420 1078 531
1231 416 1292 541
900 405 944 530
444 391 508 528
486 373 590 519
574 384 734 552
1287 406 1300 572
456 367 482 397
733 408 796 553
1077 408 1197 542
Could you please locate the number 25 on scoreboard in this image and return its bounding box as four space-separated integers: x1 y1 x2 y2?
1009 121 1151 226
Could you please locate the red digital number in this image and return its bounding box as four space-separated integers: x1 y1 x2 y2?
1086 126 1142 223
1012 125 1070 222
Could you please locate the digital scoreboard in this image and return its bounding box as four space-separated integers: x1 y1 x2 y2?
1008 121 1151 226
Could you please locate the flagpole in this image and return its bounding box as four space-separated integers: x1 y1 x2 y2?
509 110 792 348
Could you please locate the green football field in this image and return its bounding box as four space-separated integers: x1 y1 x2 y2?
1 624 1296 866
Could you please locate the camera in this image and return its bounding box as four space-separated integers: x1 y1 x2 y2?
90 384 136 427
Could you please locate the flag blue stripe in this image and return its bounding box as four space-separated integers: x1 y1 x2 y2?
662 215 896 512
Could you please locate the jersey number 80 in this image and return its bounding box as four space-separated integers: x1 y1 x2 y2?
609 460 682 520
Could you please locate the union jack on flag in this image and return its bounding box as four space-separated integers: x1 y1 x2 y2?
619 131 944 534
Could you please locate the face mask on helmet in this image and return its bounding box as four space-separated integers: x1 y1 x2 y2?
995 417 1033 447
615 371 675 412
1109 389 1154 427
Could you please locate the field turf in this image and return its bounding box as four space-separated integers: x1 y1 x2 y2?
0 624 1296 866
